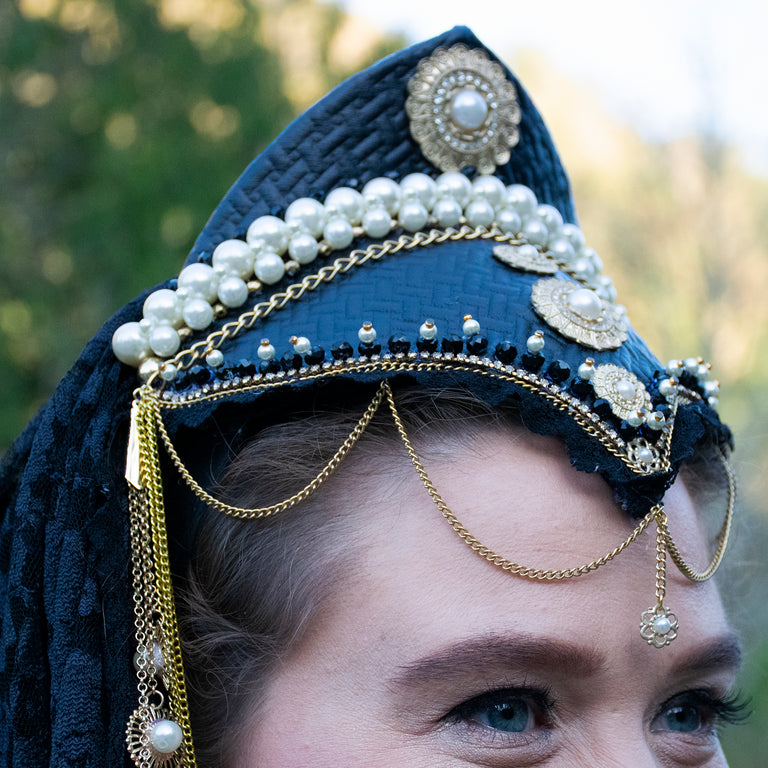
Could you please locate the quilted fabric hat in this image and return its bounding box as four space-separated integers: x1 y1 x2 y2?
0 26 733 768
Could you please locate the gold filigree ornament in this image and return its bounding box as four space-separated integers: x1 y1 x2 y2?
406 44 521 174
531 277 628 350
493 243 559 274
591 364 652 421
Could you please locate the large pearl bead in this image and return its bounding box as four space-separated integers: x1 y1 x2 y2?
471 175 506 209
362 177 401 215
547 237 576 265
148 719 183 754
433 198 462 227
212 239 253 279
614 378 637 401
537 204 563 235
285 199 327 239
182 298 214 330
401 173 437 211
246 215 289 254
398 202 428 232
149 326 181 357
178 263 219 304
521 218 548 246
505 184 538 218
288 233 318 265
217 276 248 308
324 187 364 225
561 223 586 250
323 217 354 249
567 288 603 321
254 253 285 285
465 199 495 228
497 207 522 235
143 289 183 328
450 88 488 130
435 172 472 207
362 206 392 238
112 322 151 366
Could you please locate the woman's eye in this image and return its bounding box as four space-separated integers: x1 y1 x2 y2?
658 704 703 733
445 687 554 737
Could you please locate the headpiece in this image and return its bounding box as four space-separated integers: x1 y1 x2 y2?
0 27 734 768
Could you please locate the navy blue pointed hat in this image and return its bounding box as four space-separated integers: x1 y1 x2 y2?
1 27 734 767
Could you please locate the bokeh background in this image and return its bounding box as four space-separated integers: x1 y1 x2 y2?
1 0 766 761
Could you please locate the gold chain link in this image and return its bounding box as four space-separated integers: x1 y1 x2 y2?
653 507 669 609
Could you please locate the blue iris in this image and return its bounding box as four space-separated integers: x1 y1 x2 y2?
661 705 702 733
483 699 533 733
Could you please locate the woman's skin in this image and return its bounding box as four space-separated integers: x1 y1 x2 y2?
238 428 740 767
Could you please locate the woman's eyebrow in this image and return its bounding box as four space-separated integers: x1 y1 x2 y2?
670 633 743 677
389 633 605 692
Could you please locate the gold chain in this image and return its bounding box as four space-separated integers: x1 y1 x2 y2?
133 391 198 767
382 380 659 580
654 507 669 609
664 450 736 582
154 382 388 519
151 227 518 382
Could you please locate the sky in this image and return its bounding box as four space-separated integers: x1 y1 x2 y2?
335 0 768 175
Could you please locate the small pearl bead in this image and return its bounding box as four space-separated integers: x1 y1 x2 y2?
646 411 666 430
183 298 214 330
148 719 183 755
433 198 462 227
288 233 319 265
149 326 181 357
206 349 224 367
257 340 275 360
246 215 289 254
704 381 720 398
684 357 699 375
547 237 576 265
435 172 472 207
112 322 151 366
285 198 327 238
291 336 311 354
471 176 506 209
579 247 603 274
561 223 586 250
496 207 522 234
537 204 563 235
420 320 437 339
652 616 672 635
323 216 354 249
143 289 183 328
358 323 377 344
658 378 678 398
401 173 437 211
572 257 597 280
362 206 393 238
708 396 719 407
160 363 178 381
462 315 480 335
578 359 595 380
521 218 548 246
254 253 285 285
324 187 365 225
212 239 254 279
362 177 401 215
627 410 646 427
450 88 488 130
465 199 495 228
527 331 545 353
637 446 656 464
696 363 711 381
567 288 603 321
398 201 429 232
666 359 684 377
218 276 248 308
505 184 538 218
178 263 219 303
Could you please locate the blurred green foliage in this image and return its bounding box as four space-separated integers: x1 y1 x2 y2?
1 1 766 761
